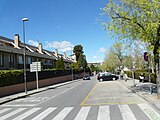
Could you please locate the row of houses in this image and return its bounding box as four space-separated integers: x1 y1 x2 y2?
0 34 75 70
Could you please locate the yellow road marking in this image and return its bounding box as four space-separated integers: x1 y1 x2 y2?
82 101 144 106
81 81 145 106
80 83 98 106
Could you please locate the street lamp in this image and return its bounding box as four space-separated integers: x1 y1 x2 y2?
70 48 74 81
22 17 29 94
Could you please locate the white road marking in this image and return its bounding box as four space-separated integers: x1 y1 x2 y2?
97 106 110 120
74 106 91 120
1 104 159 120
37 85 79 106
52 107 73 120
15 97 36 102
0 108 26 120
13 108 41 120
1 104 36 107
118 104 137 120
138 104 160 120
0 108 12 115
32 107 57 120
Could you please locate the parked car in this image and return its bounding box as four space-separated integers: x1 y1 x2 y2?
97 72 118 82
83 75 91 80
97 73 104 80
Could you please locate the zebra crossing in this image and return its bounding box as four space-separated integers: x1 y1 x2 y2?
0 104 160 120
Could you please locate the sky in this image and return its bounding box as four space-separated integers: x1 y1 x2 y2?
0 0 117 63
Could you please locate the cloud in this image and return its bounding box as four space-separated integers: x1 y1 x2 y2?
99 47 107 53
45 41 74 52
93 56 97 59
28 40 39 47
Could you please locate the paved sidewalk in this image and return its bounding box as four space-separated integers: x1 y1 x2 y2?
118 79 160 111
0 79 80 105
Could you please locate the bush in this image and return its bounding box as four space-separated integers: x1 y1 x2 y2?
0 69 84 87
124 70 156 83
0 70 23 87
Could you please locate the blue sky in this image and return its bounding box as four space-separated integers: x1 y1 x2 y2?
0 0 116 63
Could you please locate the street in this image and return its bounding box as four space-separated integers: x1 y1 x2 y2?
0 76 160 120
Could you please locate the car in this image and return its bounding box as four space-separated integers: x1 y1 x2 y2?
83 75 91 80
97 73 104 80
97 72 118 82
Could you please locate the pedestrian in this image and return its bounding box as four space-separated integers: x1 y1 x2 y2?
124 74 127 82
139 73 145 82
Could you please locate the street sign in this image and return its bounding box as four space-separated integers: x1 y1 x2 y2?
30 62 41 72
30 62 41 90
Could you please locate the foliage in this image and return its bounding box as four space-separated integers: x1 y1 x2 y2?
78 54 87 69
101 0 160 73
0 70 23 87
101 51 119 72
0 69 85 87
102 42 133 72
70 62 81 71
73 45 84 61
90 64 96 72
125 70 156 83
55 56 65 70
72 45 88 70
110 42 127 64
90 64 101 73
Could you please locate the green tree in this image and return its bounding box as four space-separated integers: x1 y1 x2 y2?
78 54 87 70
101 0 160 73
56 56 65 70
70 62 81 71
73 45 84 61
110 42 127 67
102 50 120 72
90 64 96 72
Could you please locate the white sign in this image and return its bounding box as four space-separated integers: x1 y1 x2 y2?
30 62 41 90
30 62 41 72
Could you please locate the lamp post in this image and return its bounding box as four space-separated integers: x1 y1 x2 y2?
22 17 29 94
70 48 74 81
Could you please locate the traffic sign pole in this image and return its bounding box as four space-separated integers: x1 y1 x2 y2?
36 62 39 90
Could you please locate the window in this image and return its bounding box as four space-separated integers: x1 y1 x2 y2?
18 55 23 64
8 54 14 63
27 56 32 64
0 53 4 66
47 60 51 65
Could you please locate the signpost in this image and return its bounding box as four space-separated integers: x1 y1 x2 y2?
30 62 41 90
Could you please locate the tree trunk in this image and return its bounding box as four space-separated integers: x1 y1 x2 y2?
155 24 160 98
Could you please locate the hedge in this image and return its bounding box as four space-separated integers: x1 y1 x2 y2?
124 70 156 83
0 69 85 87
0 70 24 87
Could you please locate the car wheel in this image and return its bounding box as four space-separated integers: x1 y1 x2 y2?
100 79 103 82
112 77 115 81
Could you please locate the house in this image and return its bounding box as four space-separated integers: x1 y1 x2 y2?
0 34 73 70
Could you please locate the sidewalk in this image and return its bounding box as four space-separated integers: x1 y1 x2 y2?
118 79 160 111
0 79 80 105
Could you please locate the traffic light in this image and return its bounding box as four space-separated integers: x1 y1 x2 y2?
144 52 148 62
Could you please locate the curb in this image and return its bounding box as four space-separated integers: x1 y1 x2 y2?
118 80 160 112
0 79 81 105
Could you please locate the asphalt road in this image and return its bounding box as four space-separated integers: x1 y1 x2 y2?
0 76 160 120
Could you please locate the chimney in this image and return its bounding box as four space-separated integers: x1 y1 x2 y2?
14 34 20 48
63 52 66 59
38 43 42 52
55 49 58 57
